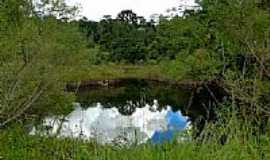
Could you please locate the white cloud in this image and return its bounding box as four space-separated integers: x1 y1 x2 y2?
67 0 197 21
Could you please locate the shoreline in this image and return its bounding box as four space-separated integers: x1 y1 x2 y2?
66 77 209 91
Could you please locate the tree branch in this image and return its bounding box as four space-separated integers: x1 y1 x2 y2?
0 83 46 127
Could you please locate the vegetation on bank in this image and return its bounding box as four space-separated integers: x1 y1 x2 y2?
69 63 206 82
0 0 270 159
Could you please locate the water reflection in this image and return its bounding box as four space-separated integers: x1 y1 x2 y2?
76 79 192 116
31 101 191 145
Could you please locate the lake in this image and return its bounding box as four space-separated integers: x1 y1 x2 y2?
31 79 213 145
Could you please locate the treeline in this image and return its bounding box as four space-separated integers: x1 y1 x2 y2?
77 10 157 63
76 1 270 79
78 9 214 64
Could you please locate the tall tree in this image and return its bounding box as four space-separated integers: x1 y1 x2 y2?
117 10 138 25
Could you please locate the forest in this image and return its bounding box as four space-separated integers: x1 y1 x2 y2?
0 0 270 159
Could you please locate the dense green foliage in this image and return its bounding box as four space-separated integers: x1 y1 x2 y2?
77 0 270 80
0 0 89 125
78 10 156 63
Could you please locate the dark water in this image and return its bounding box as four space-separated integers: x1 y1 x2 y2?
76 79 205 120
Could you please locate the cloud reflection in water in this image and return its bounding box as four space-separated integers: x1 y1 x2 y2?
30 101 191 145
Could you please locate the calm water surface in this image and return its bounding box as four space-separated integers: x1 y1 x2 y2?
31 79 197 145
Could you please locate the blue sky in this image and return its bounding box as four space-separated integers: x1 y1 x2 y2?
67 0 197 21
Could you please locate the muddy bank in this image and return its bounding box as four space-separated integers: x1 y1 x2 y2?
66 78 207 92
